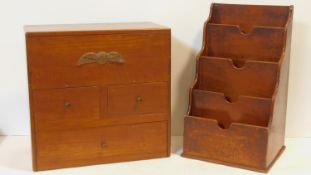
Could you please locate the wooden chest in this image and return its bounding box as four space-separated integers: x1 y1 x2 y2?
24 22 171 171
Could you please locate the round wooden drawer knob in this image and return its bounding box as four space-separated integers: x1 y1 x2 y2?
136 96 143 103
101 142 108 149
64 101 72 108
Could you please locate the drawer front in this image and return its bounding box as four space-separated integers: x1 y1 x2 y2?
27 31 170 89
106 83 169 115
35 121 168 170
32 83 169 132
33 87 100 123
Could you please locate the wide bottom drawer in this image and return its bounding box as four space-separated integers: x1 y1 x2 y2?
35 121 168 170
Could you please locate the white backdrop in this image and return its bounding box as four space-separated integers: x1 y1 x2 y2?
0 0 310 137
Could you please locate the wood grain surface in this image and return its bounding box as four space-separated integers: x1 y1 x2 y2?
183 3 293 172
25 22 171 171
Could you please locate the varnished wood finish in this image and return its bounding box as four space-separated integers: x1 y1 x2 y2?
210 4 290 31
206 25 285 60
36 121 168 170
33 87 101 122
191 90 272 128
26 31 169 89
184 117 268 170
107 83 169 115
25 22 171 171
198 57 278 99
183 3 293 172
24 22 169 36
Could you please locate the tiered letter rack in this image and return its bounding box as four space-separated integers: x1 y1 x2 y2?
183 3 293 172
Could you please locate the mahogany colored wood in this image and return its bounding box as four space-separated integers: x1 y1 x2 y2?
191 89 272 129
183 3 293 172
107 82 169 115
36 121 168 170
198 57 279 99
26 30 169 89
33 87 101 122
206 25 285 61
209 4 290 32
25 22 171 171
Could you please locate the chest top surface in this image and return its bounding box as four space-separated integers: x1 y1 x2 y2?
24 22 170 37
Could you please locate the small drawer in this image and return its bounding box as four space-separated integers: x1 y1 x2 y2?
190 89 272 128
198 56 278 98
35 121 168 170
106 83 169 115
33 86 100 123
26 31 170 89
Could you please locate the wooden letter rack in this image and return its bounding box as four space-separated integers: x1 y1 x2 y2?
183 3 293 172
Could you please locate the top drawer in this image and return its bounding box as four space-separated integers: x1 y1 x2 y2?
26 31 170 89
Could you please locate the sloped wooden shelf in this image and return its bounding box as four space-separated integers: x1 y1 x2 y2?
183 3 293 172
